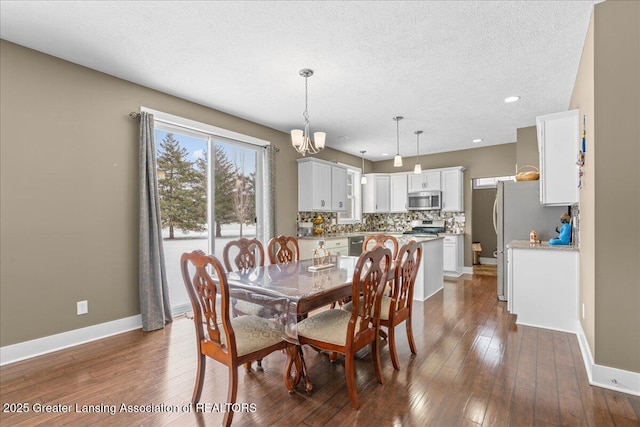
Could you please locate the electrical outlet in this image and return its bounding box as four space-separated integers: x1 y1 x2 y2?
77 300 88 315
582 303 585 320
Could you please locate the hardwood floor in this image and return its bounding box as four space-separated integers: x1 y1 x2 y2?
2 273 639 426
472 264 497 276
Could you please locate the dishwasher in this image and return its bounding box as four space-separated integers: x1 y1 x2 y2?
348 235 365 256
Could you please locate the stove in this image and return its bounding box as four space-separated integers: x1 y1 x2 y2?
402 219 446 236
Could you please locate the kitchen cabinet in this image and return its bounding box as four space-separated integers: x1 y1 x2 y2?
408 170 440 193
331 165 347 211
390 173 408 212
508 244 579 333
297 158 347 212
441 167 464 212
298 237 349 260
442 234 463 277
362 174 390 213
536 109 579 206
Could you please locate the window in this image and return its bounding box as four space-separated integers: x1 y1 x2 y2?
338 166 362 224
145 108 269 315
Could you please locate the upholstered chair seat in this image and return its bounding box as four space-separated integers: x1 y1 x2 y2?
296 309 352 347
220 315 284 357
233 300 266 317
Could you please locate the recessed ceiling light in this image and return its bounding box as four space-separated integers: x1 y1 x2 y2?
381 153 389 156
473 138 483 143
505 96 521 103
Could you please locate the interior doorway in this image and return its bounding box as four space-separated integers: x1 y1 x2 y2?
471 176 513 265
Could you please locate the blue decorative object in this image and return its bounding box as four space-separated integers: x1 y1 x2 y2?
549 223 572 246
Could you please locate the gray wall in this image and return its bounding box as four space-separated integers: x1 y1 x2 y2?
569 0 639 374
591 1 639 373
516 126 539 171
471 188 497 259
0 40 361 346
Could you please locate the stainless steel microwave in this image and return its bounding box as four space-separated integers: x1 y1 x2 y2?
408 191 442 210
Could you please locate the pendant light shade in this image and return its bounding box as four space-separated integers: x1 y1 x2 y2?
393 116 403 167
414 130 423 174
360 150 367 184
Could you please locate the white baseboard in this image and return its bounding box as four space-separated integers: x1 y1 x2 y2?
577 323 640 396
479 257 497 265
171 303 192 317
0 315 142 366
423 285 444 301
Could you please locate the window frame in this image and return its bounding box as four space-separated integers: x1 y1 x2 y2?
337 163 362 224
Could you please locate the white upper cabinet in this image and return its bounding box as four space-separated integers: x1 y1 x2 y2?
297 158 347 212
536 109 580 206
408 170 441 192
362 173 390 213
441 167 464 212
331 165 347 211
390 173 408 212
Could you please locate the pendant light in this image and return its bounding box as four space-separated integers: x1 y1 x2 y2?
414 130 423 174
290 69 325 156
393 116 403 167
360 150 367 184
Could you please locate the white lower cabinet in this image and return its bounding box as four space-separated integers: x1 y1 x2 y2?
442 234 463 277
509 246 579 333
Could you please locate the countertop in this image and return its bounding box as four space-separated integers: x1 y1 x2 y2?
298 232 398 240
299 233 442 244
507 240 579 252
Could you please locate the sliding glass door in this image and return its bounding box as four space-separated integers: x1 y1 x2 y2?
154 124 263 314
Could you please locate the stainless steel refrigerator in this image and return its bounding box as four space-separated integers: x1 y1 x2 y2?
493 180 567 301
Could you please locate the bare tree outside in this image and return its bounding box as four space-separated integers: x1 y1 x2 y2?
231 170 251 237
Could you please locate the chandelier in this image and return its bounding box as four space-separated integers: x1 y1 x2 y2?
291 69 325 156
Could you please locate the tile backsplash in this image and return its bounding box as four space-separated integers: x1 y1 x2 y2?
297 211 465 236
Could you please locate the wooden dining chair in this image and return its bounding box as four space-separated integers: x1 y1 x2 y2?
223 238 267 317
180 250 288 427
223 237 266 272
267 235 300 264
381 240 422 370
361 234 400 319
296 245 393 409
362 233 399 260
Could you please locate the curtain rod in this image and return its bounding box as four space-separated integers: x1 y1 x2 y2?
129 111 279 152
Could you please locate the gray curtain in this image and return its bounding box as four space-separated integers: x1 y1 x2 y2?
139 112 172 331
262 145 277 242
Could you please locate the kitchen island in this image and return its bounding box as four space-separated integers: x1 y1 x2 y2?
507 240 579 333
410 236 444 301
299 233 444 302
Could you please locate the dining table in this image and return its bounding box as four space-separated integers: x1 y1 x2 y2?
225 254 361 393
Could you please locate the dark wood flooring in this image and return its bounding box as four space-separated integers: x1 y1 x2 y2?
2 274 639 426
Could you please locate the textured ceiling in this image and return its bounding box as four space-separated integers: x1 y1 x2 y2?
0 1 597 161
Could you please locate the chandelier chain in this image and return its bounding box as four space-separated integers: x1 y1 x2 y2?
303 75 309 125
